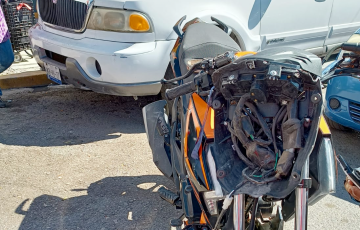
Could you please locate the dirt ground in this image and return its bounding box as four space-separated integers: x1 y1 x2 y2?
0 87 359 230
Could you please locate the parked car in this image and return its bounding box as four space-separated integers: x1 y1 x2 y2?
29 0 360 97
322 29 360 131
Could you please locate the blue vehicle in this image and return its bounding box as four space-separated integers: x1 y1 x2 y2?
322 29 360 131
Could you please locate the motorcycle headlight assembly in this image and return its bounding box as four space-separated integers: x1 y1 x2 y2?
87 8 152 33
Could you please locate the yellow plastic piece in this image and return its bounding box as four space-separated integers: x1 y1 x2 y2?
235 51 257 58
320 115 331 135
129 14 150 31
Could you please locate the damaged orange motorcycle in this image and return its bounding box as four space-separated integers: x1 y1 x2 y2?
143 17 336 230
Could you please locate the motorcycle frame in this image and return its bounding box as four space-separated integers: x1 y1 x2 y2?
143 18 336 230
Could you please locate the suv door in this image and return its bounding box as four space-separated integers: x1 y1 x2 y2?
259 0 333 55
324 0 360 51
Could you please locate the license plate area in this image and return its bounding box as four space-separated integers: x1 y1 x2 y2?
44 62 62 85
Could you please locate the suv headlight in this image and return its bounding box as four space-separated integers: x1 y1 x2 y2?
87 8 152 33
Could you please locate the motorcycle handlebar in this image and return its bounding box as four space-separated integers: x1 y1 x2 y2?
342 42 360 53
165 81 197 100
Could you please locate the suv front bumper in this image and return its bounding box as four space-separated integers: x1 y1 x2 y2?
29 24 175 96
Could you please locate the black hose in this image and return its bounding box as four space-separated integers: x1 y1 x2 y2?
232 94 251 147
249 198 259 230
245 197 253 214
262 196 282 202
255 128 263 138
213 208 227 230
243 108 260 125
244 102 273 146
272 106 286 154
282 110 288 127
278 107 287 124
160 62 202 84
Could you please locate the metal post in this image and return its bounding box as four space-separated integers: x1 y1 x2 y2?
233 194 245 230
295 157 310 230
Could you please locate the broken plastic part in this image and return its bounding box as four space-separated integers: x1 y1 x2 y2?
275 150 295 178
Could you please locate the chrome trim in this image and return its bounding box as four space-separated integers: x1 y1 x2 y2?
233 194 245 230
295 157 309 230
38 0 95 33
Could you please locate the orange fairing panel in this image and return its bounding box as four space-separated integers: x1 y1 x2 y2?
200 212 207 224
192 93 214 139
320 115 331 136
184 95 212 190
184 99 200 183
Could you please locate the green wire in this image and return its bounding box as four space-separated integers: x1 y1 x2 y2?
250 135 254 140
252 150 279 178
274 151 279 170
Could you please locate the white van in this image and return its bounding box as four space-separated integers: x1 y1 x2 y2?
29 0 360 97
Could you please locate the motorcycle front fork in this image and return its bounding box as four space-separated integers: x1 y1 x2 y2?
233 157 310 230
233 194 246 230
295 157 310 230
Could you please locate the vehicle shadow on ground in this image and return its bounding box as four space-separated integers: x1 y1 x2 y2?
0 88 159 147
330 129 360 204
15 175 180 230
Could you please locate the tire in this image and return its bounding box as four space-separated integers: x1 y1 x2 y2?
160 64 176 117
13 52 23 63
324 115 351 131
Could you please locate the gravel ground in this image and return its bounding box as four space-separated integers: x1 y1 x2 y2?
0 87 359 230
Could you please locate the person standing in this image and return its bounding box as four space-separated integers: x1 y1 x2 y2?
0 6 15 107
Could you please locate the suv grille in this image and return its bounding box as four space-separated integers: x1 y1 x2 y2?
349 101 360 124
39 0 89 31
